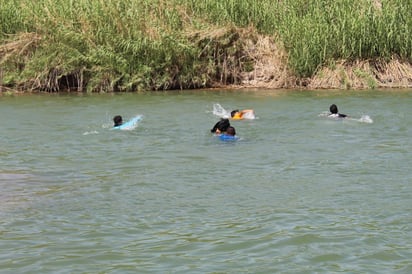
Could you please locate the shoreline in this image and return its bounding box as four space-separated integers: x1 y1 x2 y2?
2 1 412 93
2 84 412 96
2 32 412 94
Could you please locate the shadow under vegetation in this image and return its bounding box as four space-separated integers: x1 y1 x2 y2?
1 27 412 93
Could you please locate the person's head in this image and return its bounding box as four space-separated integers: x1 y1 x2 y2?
226 126 236 136
230 109 240 118
113 115 123 126
211 118 230 133
329 104 338 114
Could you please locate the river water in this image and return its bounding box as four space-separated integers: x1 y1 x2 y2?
1 89 411 273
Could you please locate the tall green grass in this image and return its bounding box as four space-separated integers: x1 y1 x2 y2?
1 0 203 91
1 0 412 91
187 0 412 77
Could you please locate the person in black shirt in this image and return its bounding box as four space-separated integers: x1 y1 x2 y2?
329 104 347 118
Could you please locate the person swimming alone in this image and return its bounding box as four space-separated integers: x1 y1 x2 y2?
113 115 123 127
329 104 347 118
230 109 255 120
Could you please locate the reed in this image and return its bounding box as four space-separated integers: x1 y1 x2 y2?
1 0 411 92
186 0 412 77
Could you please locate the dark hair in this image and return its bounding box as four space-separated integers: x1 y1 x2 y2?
211 118 230 133
231 109 240 117
226 126 236 136
113 115 123 127
329 104 338 114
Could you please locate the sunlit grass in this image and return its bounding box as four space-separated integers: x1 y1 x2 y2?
1 0 411 91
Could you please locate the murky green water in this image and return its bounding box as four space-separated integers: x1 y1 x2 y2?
1 90 411 273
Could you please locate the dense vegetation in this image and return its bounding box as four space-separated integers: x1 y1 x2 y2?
1 0 411 92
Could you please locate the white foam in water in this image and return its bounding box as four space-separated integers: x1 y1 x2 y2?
213 103 256 120
357 115 373 124
101 122 112 129
318 111 331 117
213 103 230 118
320 111 373 124
83 130 99 135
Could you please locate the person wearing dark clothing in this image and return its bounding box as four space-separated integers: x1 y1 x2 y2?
211 118 230 134
113 115 123 127
329 104 347 118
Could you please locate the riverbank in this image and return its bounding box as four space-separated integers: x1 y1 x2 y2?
226 32 412 90
1 0 412 93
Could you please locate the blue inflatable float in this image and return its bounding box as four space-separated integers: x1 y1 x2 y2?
218 134 239 141
112 115 143 130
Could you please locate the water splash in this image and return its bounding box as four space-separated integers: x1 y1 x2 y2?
212 103 256 119
318 111 330 117
83 130 99 135
319 112 373 124
357 115 373 124
213 103 230 118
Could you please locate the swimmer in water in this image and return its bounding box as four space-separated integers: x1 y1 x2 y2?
328 104 347 118
224 126 236 136
113 115 123 127
230 109 255 120
211 118 230 134
219 126 238 141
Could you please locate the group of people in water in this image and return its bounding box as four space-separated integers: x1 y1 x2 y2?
113 104 347 140
208 104 347 139
209 109 254 139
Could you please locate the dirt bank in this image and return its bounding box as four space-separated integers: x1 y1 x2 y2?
1 28 412 93
236 32 412 90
